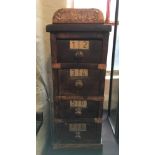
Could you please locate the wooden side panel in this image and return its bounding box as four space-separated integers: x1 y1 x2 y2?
50 34 57 63
52 70 59 100
100 32 110 63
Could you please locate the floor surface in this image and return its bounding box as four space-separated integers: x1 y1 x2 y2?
47 119 119 155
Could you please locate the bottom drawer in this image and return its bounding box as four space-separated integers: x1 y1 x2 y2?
54 119 102 144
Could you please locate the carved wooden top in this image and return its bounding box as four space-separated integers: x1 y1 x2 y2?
53 8 104 24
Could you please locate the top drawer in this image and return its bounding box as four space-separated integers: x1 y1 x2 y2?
50 32 110 64
57 39 103 63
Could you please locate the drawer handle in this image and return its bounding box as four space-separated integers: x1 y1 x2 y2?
75 131 81 139
75 107 82 115
75 51 84 58
75 80 83 88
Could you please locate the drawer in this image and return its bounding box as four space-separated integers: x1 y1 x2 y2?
56 39 104 63
54 119 102 144
54 100 103 118
58 69 105 96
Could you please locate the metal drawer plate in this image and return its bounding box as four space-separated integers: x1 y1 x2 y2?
70 40 89 49
70 69 88 77
70 100 87 108
69 123 87 131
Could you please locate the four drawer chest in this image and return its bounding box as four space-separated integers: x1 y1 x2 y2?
46 8 111 149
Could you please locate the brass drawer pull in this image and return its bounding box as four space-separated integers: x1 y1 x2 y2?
75 107 82 115
75 131 81 139
75 51 84 58
75 80 83 88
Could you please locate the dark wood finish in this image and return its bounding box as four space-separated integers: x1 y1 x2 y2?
46 15 111 148
54 119 102 144
55 32 106 39
54 118 103 123
58 69 105 96
52 63 106 70
52 70 59 97
56 39 103 63
50 31 110 64
53 143 103 149
54 100 103 118
55 96 104 101
46 24 111 32
50 34 57 63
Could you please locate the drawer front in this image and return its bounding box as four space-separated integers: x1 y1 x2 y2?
54 100 103 118
58 69 105 96
54 122 102 144
57 39 103 63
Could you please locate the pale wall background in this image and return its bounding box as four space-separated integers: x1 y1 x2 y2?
36 0 66 155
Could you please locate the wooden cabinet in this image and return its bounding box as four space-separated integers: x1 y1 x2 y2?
46 8 111 149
